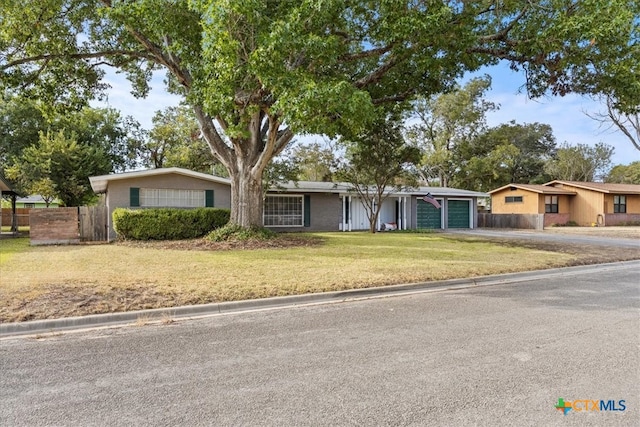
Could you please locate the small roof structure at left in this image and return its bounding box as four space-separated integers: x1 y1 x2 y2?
0 174 21 197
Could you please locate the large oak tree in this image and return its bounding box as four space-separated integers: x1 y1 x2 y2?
1 0 638 227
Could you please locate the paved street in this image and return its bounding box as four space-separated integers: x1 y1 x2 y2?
1 263 639 426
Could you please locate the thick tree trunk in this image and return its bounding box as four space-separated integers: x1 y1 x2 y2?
192 105 294 229
229 164 265 228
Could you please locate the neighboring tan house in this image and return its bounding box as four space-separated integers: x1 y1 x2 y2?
89 167 487 240
489 181 640 227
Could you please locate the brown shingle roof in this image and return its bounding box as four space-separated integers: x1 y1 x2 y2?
488 183 576 195
545 181 640 194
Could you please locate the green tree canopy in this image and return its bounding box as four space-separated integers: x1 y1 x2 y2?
606 161 640 184
453 122 557 191
0 95 142 198
407 75 496 187
2 1 638 226
544 142 615 182
141 105 219 173
6 130 112 206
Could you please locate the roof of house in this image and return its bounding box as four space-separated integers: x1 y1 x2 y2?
0 175 20 197
488 183 576 195
545 180 640 195
16 195 59 204
90 168 488 198
89 167 232 193
270 180 488 197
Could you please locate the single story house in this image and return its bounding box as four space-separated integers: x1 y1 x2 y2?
489 181 640 227
15 195 60 208
89 167 487 240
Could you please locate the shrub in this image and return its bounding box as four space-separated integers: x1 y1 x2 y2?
113 208 230 240
207 223 276 242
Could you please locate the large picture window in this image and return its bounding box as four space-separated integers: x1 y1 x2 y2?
264 195 303 226
545 195 558 213
140 188 206 208
614 195 626 213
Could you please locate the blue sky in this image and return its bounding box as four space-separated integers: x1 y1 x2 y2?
95 62 639 167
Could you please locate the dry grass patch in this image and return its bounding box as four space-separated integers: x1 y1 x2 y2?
1 232 636 323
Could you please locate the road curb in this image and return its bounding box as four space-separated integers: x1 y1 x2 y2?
2 260 638 338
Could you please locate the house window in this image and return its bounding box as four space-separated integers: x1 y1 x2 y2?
23 203 35 208
505 196 523 203
545 195 559 213
264 195 303 226
139 188 206 208
614 195 626 213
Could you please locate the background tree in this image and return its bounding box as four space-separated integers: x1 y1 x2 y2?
0 95 48 172
289 141 338 182
407 76 497 187
2 1 638 228
6 130 112 206
141 105 218 173
1 95 142 193
453 122 557 190
337 113 420 233
544 142 615 182
606 161 640 184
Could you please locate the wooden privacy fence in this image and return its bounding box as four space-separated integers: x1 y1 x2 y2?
1 208 31 227
478 213 544 230
30 206 108 245
79 206 108 242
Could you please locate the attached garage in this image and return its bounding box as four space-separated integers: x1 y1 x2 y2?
447 199 471 228
417 199 442 229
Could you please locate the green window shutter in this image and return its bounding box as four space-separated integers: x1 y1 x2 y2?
303 195 311 227
205 190 214 207
130 187 140 207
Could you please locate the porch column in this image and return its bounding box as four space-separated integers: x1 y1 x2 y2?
341 196 346 232
348 196 352 231
403 196 408 230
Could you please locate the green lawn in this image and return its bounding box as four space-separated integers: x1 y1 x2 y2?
0 232 579 322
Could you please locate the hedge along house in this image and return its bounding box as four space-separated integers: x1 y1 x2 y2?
489 181 640 227
89 167 486 240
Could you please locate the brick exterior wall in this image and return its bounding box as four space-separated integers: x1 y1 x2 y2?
603 213 640 226
543 213 570 227
30 208 79 245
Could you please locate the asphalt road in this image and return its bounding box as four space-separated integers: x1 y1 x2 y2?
1 263 638 426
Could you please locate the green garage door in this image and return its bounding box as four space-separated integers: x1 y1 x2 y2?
447 200 470 228
417 199 442 229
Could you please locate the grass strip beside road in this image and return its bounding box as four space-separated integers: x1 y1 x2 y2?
0 232 633 323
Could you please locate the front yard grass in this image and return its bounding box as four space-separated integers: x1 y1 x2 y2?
0 232 636 323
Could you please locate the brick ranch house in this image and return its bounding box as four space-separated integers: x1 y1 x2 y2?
489 181 640 227
89 168 487 241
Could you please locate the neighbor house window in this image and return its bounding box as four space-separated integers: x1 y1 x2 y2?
264 195 303 226
614 195 626 213
545 195 559 213
139 188 206 208
505 196 523 203
24 203 35 208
